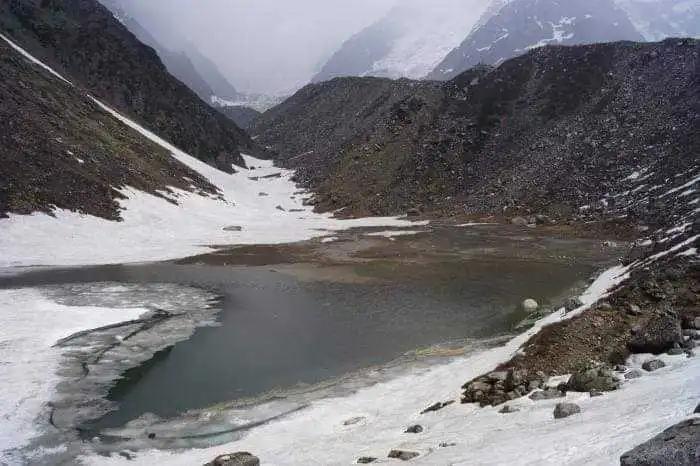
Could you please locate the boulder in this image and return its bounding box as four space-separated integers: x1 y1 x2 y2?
668 347 685 356
553 403 581 419
463 369 546 406
343 416 365 426
420 400 454 414
620 418 700 466
589 391 604 397
628 314 683 354
615 365 628 373
565 297 584 313
405 425 423 434
694 403 700 414
511 216 529 226
388 450 420 461
566 365 621 392
205 452 260 466
522 299 539 311
498 405 520 414
625 369 643 380
642 359 666 372
529 388 565 401
357 457 377 464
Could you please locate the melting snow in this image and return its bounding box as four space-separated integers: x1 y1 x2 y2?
78 262 699 466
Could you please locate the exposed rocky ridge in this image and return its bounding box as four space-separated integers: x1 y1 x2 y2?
0 37 219 220
256 39 699 225
0 0 260 171
429 0 643 81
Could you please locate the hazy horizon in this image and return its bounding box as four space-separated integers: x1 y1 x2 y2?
114 0 401 95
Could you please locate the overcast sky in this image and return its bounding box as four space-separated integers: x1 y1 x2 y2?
120 0 398 95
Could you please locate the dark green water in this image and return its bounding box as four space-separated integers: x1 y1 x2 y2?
0 226 614 433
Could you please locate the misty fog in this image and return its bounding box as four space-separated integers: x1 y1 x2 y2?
114 0 400 95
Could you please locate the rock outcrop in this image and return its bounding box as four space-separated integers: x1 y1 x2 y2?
620 419 700 466
553 403 581 419
204 452 260 466
566 364 621 392
462 368 547 406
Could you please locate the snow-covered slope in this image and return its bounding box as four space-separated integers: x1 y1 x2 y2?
430 0 643 81
312 0 493 83
0 36 420 269
614 0 700 41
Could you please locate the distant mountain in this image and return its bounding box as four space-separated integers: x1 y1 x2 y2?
0 0 259 171
98 0 238 102
256 38 699 222
312 0 492 83
429 0 643 81
614 0 700 41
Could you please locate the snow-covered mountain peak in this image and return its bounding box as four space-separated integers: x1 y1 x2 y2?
312 0 494 83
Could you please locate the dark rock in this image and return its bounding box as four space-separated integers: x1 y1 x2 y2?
147 432 156 439
668 347 685 355
642 359 667 372
567 365 621 392
565 297 584 313
499 405 520 414
553 403 581 419
343 416 365 426
405 425 423 434
439 442 457 448
511 216 529 226
223 226 243 232
406 208 421 217
388 450 420 461
694 404 700 414
421 400 454 414
625 369 644 380
275 205 286 211
615 365 628 373
529 388 565 401
620 418 700 466
628 314 683 354
258 192 269 197
357 457 377 464
589 391 604 397
205 452 260 466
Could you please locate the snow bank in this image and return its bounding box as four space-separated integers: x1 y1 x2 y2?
77 263 695 466
0 289 145 458
0 35 423 268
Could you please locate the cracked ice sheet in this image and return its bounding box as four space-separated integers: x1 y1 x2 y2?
0 288 145 458
77 263 698 466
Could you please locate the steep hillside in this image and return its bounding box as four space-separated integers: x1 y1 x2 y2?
0 35 218 220
430 0 643 81
312 0 491 83
0 0 259 171
217 105 261 131
255 39 699 225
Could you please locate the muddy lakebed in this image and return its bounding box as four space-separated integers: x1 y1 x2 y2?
1 223 623 456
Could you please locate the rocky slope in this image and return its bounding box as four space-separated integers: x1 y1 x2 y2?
311 0 492 83
430 0 643 81
0 36 219 220
0 0 259 171
255 38 699 226
217 105 261 131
